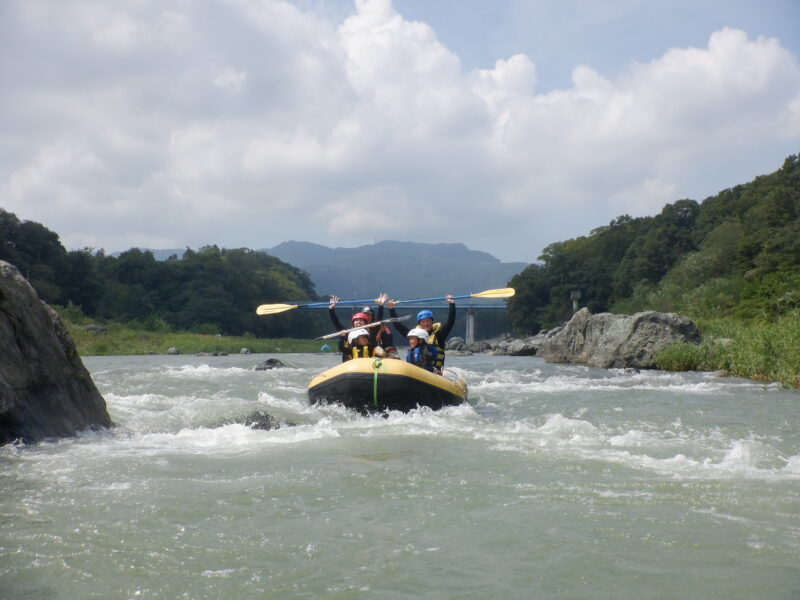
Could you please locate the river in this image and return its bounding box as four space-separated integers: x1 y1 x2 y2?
1 353 799 599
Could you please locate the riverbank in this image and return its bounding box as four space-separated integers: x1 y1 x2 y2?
654 312 800 388
456 311 800 389
67 322 320 356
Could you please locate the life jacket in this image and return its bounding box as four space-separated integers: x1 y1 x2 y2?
348 344 372 360
406 344 434 372
426 323 446 370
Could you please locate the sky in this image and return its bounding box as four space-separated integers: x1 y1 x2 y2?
1 0 799 263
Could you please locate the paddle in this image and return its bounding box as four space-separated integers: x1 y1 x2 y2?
256 287 515 316
390 287 515 305
256 298 378 315
315 315 412 340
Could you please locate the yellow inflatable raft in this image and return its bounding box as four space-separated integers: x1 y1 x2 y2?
307 358 467 413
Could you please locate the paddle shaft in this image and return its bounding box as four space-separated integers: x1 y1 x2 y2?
316 315 411 340
256 288 514 315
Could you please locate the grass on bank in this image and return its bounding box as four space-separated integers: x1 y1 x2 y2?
68 325 321 356
59 309 322 356
655 309 800 387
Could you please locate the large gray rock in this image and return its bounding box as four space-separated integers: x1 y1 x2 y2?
0 261 113 444
538 308 701 369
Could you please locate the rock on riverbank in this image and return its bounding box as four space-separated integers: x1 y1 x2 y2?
537 307 701 369
453 308 700 370
0 261 113 444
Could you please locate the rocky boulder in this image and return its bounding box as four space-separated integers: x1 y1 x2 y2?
445 336 466 351
254 358 286 370
538 307 701 369
0 261 113 444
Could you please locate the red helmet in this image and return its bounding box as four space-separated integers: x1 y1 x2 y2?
352 312 369 323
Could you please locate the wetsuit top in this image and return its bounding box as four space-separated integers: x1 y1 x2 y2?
390 302 455 371
376 324 395 351
406 344 435 372
328 304 384 333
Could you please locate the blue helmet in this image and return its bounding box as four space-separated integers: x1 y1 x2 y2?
417 309 434 322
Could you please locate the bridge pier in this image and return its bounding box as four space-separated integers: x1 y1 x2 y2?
465 308 476 345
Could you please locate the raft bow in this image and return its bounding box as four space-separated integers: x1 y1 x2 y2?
307 358 467 413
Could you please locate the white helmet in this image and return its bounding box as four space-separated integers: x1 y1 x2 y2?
407 328 428 341
347 328 370 344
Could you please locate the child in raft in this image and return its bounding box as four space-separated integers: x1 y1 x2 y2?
405 328 436 372
389 295 455 373
339 328 379 361
360 305 398 358
329 293 388 361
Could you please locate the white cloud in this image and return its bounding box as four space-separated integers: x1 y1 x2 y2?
213 68 248 94
7 143 106 211
1 1 799 261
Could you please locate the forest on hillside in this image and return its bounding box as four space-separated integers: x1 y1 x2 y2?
0 213 320 338
507 153 800 333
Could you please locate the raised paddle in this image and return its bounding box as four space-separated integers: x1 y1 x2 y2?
315 315 412 340
256 287 515 316
390 287 515 305
256 298 381 315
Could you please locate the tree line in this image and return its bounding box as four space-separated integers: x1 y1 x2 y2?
507 153 800 333
0 210 321 338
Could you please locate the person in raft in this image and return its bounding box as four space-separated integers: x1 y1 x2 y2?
360 304 398 358
329 293 387 362
388 295 455 373
406 328 436 372
339 328 378 361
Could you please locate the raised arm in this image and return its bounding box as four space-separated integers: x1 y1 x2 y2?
438 295 457 340
328 295 346 332
387 299 410 337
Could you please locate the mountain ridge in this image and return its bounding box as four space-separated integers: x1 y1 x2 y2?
111 240 528 300
264 240 528 299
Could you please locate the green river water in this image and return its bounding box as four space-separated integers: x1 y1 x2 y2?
1 353 798 599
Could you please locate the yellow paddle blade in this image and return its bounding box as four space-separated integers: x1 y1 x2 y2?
256 303 299 315
470 287 515 299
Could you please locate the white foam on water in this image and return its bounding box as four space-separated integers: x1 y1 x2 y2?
104 392 255 433
465 365 775 398
159 363 307 379
9 356 796 486
127 421 341 453
477 412 800 482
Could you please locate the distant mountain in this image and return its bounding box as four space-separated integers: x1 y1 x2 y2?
263 240 528 300
113 240 528 301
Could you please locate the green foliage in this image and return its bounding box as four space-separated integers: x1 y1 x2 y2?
64 318 321 356
1 211 322 339
656 311 800 387
736 269 800 320
612 199 700 299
